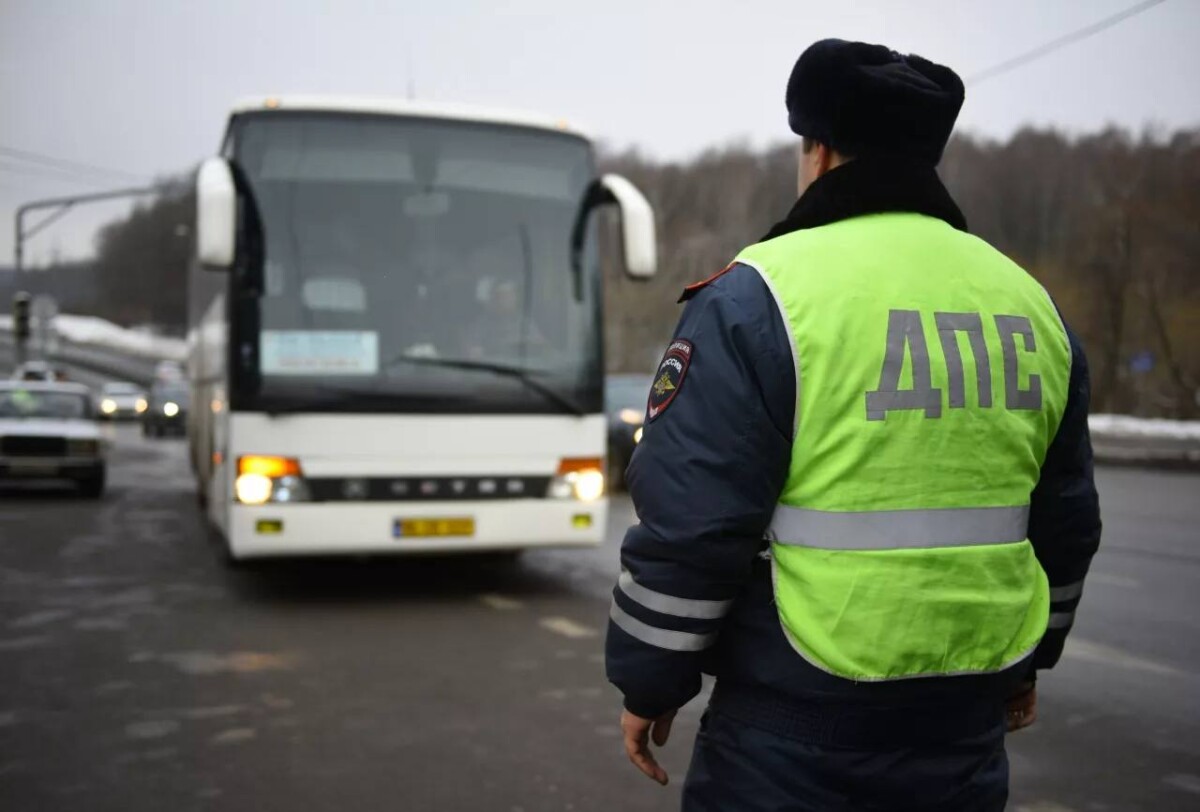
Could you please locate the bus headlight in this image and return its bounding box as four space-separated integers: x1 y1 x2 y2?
100 399 117 414
235 456 310 504
162 401 180 417
234 473 274 505
135 398 149 413
548 458 605 502
571 469 605 502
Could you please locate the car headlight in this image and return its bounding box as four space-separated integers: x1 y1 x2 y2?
100 399 117 414
68 438 99 456
135 398 148 413
547 458 605 502
618 408 644 426
162 401 180 417
235 456 310 504
633 426 644 444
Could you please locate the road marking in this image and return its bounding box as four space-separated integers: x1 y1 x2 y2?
181 705 245 720
538 617 599 639
1063 637 1183 678
479 593 523 611
1088 572 1141 589
125 720 180 740
142 651 297 675
8 609 71 629
210 727 257 745
0 636 51 651
1163 774 1200 795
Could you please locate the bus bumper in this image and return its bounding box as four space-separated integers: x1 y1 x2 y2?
226 499 609 558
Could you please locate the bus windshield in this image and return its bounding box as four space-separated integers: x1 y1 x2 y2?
231 112 601 414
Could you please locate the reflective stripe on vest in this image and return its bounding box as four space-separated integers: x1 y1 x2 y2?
736 212 1071 682
769 504 1030 550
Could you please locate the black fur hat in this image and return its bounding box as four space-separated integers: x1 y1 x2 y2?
786 39 965 165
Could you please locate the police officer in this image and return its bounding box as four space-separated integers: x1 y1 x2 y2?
606 39 1102 811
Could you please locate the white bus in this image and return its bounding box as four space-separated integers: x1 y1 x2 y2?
187 96 656 561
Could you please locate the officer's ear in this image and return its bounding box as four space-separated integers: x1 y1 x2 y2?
798 138 848 195
798 137 828 195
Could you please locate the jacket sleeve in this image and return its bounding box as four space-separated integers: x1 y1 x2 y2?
1027 323 1102 671
604 265 795 719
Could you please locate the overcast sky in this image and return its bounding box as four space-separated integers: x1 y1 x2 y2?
2 0 1198 264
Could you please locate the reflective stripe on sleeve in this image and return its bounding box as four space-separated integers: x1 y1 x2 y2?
769 505 1030 551
618 570 732 620
1049 580 1085 602
609 601 718 652
1047 611 1075 629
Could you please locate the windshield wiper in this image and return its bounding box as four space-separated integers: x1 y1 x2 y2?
390 355 588 416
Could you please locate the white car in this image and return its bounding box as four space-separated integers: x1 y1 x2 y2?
97 381 147 420
0 381 106 497
12 360 56 382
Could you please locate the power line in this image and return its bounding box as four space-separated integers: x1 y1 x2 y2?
0 160 118 188
967 0 1169 85
0 144 146 183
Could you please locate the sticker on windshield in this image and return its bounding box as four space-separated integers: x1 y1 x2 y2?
647 339 693 422
261 331 379 376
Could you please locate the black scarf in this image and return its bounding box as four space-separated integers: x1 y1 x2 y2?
760 157 968 242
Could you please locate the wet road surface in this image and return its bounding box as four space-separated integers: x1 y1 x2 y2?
0 396 1197 810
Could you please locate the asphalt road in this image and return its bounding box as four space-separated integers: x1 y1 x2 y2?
1 384 1198 810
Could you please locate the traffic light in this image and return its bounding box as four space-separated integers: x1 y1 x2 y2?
12 292 32 342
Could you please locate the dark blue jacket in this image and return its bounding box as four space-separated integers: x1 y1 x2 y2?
605 160 1102 722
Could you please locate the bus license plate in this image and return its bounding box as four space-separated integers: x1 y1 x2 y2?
394 518 475 538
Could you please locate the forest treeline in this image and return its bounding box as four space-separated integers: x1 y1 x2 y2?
603 127 1200 418
71 125 1198 417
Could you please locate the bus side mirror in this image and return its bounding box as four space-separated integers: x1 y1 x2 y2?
196 157 236 269
571 174 657 290
599 174 656 279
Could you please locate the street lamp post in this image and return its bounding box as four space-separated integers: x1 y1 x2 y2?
11 185 158 360
13 185 158 278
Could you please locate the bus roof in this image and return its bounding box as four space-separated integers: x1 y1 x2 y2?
230 96 590 140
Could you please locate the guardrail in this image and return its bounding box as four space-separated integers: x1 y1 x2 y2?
0 329 162 386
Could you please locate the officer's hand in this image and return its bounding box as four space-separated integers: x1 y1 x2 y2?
620 708 676 786
1006 682 1038 732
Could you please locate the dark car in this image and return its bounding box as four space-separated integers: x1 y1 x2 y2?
142 381 190 438
605 374 651 491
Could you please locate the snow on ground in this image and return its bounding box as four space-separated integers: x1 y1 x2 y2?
51 314 186 361
1 313 185 361
1089 414 1200 441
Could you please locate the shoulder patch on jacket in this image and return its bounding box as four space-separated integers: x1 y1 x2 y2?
647 340 693 421
678 263 736 303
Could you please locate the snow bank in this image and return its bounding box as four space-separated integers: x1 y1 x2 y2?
1089 414 1200 442
2 312 183 361
6 311 1200 449
51 314 186 361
